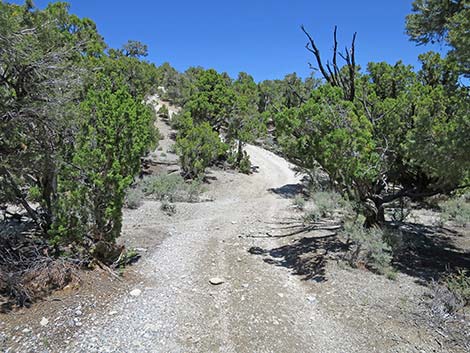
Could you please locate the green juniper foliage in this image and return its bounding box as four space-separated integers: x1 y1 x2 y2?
0 1 157 261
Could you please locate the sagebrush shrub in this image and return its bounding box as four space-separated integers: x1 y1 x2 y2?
160 198 176 216
125 188 144 209
303 191 353 222
292 195 306 210
157 104 170 119
439 195 470 227
341 216 393 275
445 269 470 305
139 174 204 203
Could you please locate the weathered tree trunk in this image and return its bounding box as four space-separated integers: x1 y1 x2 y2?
40 156 57 229
0 166 39 223
363 197 385 228
236 140 243 165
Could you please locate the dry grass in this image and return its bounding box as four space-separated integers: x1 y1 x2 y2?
0 220 80 310
1 258 79 309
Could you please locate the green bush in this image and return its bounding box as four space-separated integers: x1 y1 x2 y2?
176 121 227 179
445 269 470 305
140 174 204 202
439 195 470 227
238 152 252 174
170 111 193 131
51 79 156 246
158 104 170 119
303 191 353 222
340 216 393 276
390 197 412 222
125 188 144 209
292 195 306 211
160 197 177 216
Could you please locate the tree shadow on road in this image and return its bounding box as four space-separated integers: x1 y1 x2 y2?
248 216 470 285
388 221 470 284
268 183 304 199
248 230 347 282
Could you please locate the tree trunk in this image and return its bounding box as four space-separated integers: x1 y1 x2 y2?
363 197 385 228
236 140 243 165
40 156 57 229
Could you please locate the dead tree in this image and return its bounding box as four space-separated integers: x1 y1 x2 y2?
301 25 357 101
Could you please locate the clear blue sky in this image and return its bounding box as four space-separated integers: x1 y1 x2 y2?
11 0 444 81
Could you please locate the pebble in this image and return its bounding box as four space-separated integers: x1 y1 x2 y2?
40 318 49 327
130 289 142 297
209 277 224 285
307 295 317 304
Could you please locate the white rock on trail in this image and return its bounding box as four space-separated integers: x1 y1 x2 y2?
209 277 225 285
130 289 142 297
40 317 49 327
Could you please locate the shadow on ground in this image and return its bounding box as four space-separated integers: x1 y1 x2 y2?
269 183 304 199
248 216 470 285
390 221 470 283
249 234 347 282
248 217 347 282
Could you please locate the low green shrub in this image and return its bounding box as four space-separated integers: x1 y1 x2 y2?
303 191 353 222
439 194 470 227
157 104 169 119
160 198 176 216
340 216 393 276
238 152 252 174
170 111 193 131
140 174 204 202
445 269 470 305
292 195 306 211
124 188 144 209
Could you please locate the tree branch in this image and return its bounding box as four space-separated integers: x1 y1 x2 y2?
301 25 332 84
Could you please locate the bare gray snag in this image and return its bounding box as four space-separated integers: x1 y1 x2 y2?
301 25 357 101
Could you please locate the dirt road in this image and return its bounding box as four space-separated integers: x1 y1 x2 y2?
3 98 453 353
62 143 374 353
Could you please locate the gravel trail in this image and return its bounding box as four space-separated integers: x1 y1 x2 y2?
65 144 364 353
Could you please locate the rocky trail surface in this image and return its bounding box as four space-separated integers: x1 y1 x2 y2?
66 145 366 353
61 142 444 353
2 99 461 353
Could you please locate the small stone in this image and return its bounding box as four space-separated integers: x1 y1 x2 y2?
307 295 317 304
241 283 249 288
130 289 142 297
209 277 224 285
22 328 31 334
109 311 118 316
40 317 49 327
231 221 237 224
75 310 83 316
278 293 284 298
